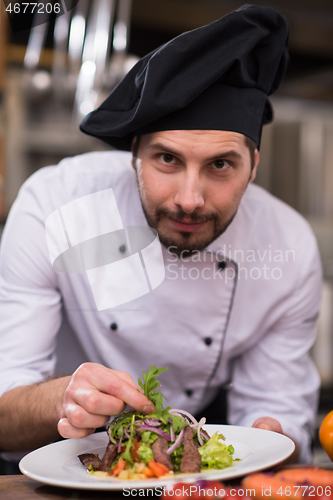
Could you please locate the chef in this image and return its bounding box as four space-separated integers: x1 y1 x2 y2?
0 5 322 464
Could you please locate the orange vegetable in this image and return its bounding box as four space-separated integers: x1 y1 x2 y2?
132 439 140 462
319 410 333 461
242 473 303 499
275 467 333 487
142 466 155 478
148 459 170 477
112 457 126 476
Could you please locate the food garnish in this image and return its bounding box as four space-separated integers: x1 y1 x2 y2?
78 366 235 479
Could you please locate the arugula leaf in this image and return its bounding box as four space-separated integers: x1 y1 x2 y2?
137 367 187 431
121 414 136 464
138 366 168 418
109 410 136 444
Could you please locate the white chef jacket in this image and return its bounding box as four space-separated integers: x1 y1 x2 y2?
0 151 322 463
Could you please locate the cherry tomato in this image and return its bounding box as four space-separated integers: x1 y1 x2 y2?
224 487 251 499
202 481 227 498
319 410 333 461
163 482 192 500
163 481 227 499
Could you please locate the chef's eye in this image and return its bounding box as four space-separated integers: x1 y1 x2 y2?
212 159 230 170
160 153 176 164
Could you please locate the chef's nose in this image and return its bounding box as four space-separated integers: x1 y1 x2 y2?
173 172 205 213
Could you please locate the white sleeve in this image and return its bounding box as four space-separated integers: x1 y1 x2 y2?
228 235 322 464
0 177 62 397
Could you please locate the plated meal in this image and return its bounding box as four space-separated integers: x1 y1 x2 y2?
19 365 295 490
78 366 236 479
19 423 295 490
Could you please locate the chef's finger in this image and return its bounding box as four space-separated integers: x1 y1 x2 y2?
71 387 126 416
85 365 154 414
112 369 143 390
253 417 283 434
257 423 271 430
75 364 141 390
63 402 110 430
58 417 95 439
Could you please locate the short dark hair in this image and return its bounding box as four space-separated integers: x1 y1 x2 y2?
133 135 141 160
244 136 257 171
133 133 257 169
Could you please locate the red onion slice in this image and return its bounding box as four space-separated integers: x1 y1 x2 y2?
117 436 123 453
170 424 175 442
201 429 210 441
169 409 198 425
195 417 206 446
144 418 162 427
167 427 185 455
136 425 171 440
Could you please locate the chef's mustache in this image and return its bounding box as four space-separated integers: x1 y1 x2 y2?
154 206 220 223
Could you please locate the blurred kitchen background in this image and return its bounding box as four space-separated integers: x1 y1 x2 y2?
0 0 332 463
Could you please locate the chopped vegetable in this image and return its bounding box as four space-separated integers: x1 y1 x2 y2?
148 459 170 477
142 466 155 477
112 457 126 476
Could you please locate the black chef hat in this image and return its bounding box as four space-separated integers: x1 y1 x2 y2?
80 4 289 150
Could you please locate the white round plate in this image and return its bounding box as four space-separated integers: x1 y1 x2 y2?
19 424 295 490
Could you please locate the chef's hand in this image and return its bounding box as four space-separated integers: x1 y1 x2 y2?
253 417 299 463
57 363 155 439
252 417 283 433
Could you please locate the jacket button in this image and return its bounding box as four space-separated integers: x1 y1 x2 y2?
204 337 212 346
119 244 126 253
218 261 226 270
185 389 193 397
110 323 118 331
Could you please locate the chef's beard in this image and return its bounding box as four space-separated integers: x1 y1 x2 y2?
140 202 236 257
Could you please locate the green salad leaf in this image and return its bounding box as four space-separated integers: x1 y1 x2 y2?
170 443 184 471
138 366 168 418
141 431 159 445
136 442 154 464
198 432 234 469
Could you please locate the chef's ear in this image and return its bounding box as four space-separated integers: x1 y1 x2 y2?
131 137 137 169
131 136 142 169
249 148 259 183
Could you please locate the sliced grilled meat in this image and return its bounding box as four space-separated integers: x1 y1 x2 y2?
78 453 102 470
180 426 201 473
152 437 174 471
100 442 119 472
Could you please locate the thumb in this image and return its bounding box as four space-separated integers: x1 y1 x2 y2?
253 417 283 434
257 423 271 431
